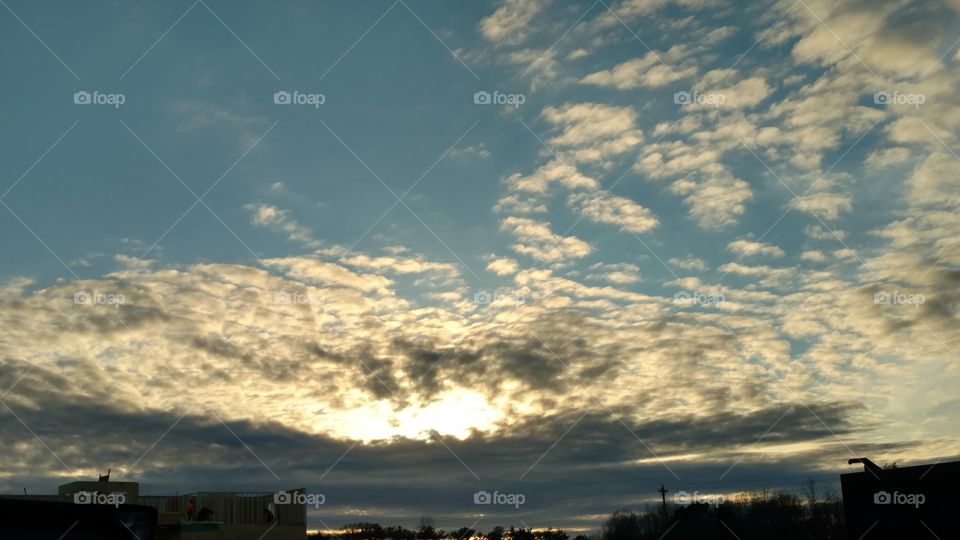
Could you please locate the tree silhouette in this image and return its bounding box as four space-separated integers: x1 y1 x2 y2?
308 484 846 540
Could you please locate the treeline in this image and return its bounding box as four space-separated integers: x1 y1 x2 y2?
309 520 589 540
602 487 845 540
309 485 844 540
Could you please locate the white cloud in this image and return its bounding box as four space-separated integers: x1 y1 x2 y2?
594 0 724 27
340 254 459 277
865 147 911 169
907 152 960 207
669 256 708 271
493 194 549 214
479 0 551 45
450 144 491 159
800 250 826 262
506 160 599 194
246 203 322 248
804 225 846 241
790 192 852 220
690 74 772 109
486 257 520 276
586 262 641 284
541 103 644 163
264 257 394 295
670 177 753 229
581 49 697 89
501 217 593 263
113 254 155 270
567 192 659 234
727 239 785 258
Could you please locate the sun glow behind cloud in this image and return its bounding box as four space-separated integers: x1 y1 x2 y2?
323 391 503 442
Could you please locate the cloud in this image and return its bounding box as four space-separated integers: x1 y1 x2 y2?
786 0 946 78
804 225 846 241
486 257 520 276
479 0 551 45
449 143 491 159
567 192 659 234
717 262 795 287
586 262 640 284
800 250 827 262
113 254 156 270
865 147 912 169
907 152 960 208
246 203 322 248
728 239 785 258
173 100 267 147
670 177 753 229
581 49 697 89
669 256 708 271
263 256 395 295
541 103 644 163
789 192 852 221
501 217 593 263
690 74 772 110
339 254 460 278
493 194 549 214
593 0 725 28
505 161 599 194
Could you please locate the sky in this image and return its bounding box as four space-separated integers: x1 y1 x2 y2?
1 0 959 533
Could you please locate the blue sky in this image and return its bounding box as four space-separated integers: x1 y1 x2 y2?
1 0 959 532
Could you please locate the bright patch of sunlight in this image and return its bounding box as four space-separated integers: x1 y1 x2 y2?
320 390 502 442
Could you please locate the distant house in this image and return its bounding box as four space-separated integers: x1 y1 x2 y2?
841 457 960 540
1 478 308 540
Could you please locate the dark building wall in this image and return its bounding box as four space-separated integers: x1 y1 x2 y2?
841 460 960 540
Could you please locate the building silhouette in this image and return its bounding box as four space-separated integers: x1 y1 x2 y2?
2 477 307 539
841 457 960 539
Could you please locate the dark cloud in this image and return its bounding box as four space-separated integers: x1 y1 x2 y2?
0 358 871 530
